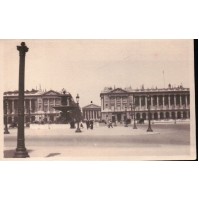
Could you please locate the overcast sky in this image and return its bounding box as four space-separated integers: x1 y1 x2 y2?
1 39 193 107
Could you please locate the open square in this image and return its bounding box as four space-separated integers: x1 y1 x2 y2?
4 122 192 160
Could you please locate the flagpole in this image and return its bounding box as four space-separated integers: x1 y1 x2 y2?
163 70 165 88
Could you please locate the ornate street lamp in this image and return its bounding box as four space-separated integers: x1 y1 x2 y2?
14 42 29 158
147 95 153 132
75 94 81 133
124 105 128 127
4 96 10 134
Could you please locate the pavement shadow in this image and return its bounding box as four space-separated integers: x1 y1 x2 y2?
46 153 61 158
4 149 33 158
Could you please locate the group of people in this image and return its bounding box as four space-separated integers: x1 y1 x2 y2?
85 120 94 130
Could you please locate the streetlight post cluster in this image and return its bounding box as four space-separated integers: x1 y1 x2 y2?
75 94 82 133
130 98 137 129
147 95 153 132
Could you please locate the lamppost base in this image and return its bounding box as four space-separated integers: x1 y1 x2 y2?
133 125 137 129
147 127 153 132
13 148 29 158
75 128 82 133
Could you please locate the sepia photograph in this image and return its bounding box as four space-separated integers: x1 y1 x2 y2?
1 39 196 160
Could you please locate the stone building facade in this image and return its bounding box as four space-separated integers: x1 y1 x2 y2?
3 89 75 124
82 102 101 121
100 85 190 123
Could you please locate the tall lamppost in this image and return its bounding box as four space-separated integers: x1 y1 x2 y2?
147 95 153 132
14 42 29 158
75 94 81 133
4 96 10 134
124 105 128 127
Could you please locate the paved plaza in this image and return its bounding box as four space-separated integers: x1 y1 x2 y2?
4 122 192 160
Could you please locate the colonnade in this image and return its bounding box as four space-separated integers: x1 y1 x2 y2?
102 94 190 111
7 99 37 114
83 110 101 120
136 94 189 110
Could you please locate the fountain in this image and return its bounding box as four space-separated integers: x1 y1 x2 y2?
53 89 81 128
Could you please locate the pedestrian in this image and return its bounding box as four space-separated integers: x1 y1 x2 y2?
86 120 90 129
108 120 113 128
80 122 84 129
90 120 94 130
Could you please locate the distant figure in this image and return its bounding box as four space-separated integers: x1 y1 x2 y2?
108 120 113 128
86 120 90 129
90 120 94 130
80 122 84 129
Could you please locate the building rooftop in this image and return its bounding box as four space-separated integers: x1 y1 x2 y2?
101 84 189 94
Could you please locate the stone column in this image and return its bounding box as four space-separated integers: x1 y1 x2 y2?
157 96 159 107
185 95 188 108
174 95 176 108
12 100 15 114
168 95 170 109
180 95 182 108
29 99 32 111
90 110 92 119
54 98 56 112
115 97 117 110
163 95 165 108
151 96 153 107
139 96 141 109
14 42 29 158
145 96 147 110
48 99 50 112
120 97 122 110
